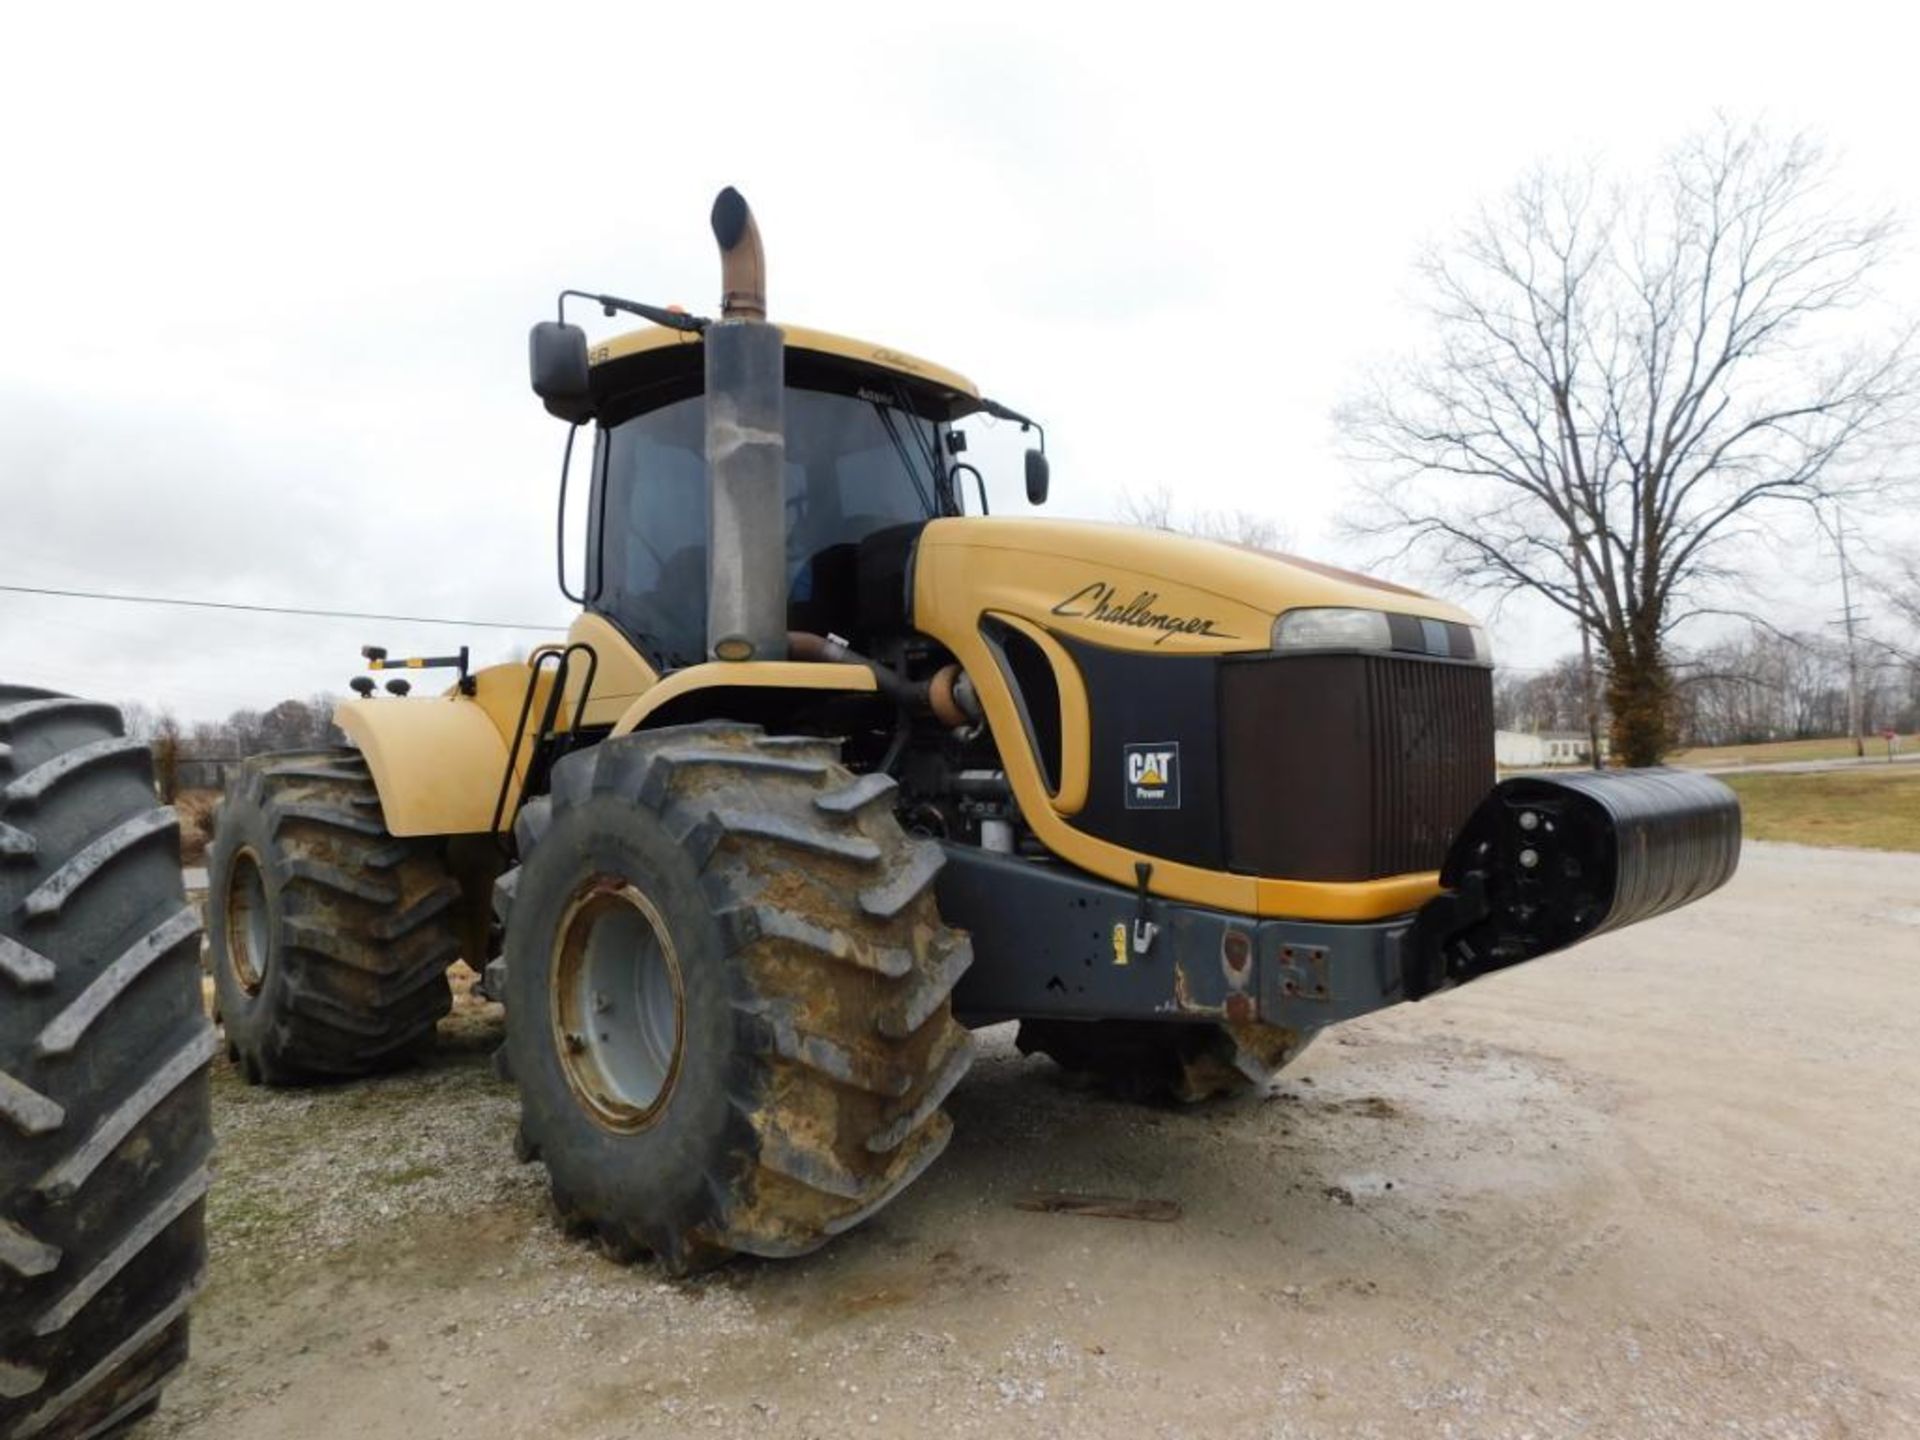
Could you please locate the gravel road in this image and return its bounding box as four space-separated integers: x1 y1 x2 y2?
146 840 1920 1439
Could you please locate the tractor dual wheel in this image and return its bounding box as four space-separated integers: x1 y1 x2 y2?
207 750 462 1084
1015 1017 1311 1104
1 686 215 1440
499 724 974 1273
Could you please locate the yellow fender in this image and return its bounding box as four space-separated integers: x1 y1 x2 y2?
609 661 878 735
338 643 881 837
335 662 555 838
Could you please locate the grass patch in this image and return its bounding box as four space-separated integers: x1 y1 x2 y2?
1669 734 1917 768
1721 768 1920 851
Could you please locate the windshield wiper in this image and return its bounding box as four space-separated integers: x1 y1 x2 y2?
889 379 955 514
871 401 939 518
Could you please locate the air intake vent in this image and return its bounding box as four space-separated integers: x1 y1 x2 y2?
981 618 1063 794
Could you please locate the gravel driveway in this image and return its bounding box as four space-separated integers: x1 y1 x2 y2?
146 840 1920 1439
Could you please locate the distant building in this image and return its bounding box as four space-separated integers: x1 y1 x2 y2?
1495 730 1545 766
1495 730 1610 767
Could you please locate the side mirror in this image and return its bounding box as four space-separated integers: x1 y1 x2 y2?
1024 447 1050 506
529 321 593 423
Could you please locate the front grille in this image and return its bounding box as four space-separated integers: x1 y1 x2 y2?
1363 655 1495 876
1220 653 1493 882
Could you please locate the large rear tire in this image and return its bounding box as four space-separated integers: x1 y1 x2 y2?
1 686 215 1440
206 749 462 1084
1016 1017 1310 1103
499 724 973 1273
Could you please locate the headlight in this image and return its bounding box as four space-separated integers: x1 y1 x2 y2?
1271 607 1495 665
1271 608 1394 651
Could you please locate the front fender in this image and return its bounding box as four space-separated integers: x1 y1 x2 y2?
608 660 878 735
335 691 516 837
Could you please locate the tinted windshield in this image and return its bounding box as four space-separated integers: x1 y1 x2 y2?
591 388 946 668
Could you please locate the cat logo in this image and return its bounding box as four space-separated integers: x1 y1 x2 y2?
1123 742 1181 810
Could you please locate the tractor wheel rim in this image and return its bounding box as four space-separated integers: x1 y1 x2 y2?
224 847 271 996
550 878 685 1133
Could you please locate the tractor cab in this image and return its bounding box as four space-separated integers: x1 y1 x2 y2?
529 191 1046 675
580 326 996 671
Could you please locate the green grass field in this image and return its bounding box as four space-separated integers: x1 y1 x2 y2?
1668 733 1918 768
1720 768 1920 852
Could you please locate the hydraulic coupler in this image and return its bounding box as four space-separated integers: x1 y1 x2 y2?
1407 768 1741 997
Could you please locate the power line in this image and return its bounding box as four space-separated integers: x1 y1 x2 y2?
0 583 564 632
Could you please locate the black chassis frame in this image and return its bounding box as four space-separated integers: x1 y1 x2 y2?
940 845 1409 1035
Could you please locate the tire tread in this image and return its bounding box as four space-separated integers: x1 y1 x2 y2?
2 686 211 1439
208 750 462 1083
504 723 972 1271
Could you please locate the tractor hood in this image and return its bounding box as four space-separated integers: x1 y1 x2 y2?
911 516 1481 657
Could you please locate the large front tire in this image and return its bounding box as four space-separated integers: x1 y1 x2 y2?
500 725 973 1273
1 687 215 1440
206 750 462 1084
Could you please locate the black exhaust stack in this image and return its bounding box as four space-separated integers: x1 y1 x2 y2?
705 187 787 662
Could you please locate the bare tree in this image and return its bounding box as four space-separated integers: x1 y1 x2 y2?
1118 484 1293 552
1871 546 1920 651
118 701 159 742
1494 656 1601 735
255 695 341 752
150 713 183 804
1342 122 1914 764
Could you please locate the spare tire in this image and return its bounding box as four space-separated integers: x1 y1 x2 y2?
1 686 215 1439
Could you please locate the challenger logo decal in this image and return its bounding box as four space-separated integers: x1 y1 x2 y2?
1050 582 1238 645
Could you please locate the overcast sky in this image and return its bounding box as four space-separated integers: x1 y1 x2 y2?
4 2 1917 721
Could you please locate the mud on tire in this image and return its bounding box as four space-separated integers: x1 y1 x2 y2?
499 723 973 1273
207 749 461 1084
1 686 215 1439
1016 1017 1309 1104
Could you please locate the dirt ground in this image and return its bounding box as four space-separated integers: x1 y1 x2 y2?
146 840 1920 1439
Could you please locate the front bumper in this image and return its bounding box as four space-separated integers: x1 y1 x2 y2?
943 767 1741 1035
943 844 1418 1032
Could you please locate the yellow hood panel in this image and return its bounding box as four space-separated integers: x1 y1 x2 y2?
913 516 1475 654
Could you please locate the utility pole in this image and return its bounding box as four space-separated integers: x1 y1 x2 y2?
1831 505 1865 759
1569 526 1603 770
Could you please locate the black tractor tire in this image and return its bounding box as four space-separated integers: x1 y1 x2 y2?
206 749 462 1085
498 724 973 1274
1016 1017 1310 1104
1 686 215 1440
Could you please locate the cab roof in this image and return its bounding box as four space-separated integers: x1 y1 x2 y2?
589 322 982 420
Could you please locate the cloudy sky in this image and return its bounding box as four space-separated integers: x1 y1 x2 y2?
4 2 1917 720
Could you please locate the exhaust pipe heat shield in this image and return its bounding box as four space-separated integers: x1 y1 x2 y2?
1409 768 1741 995
704 187 787 663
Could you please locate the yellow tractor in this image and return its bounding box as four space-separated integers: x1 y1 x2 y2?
205 189 1739 1271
